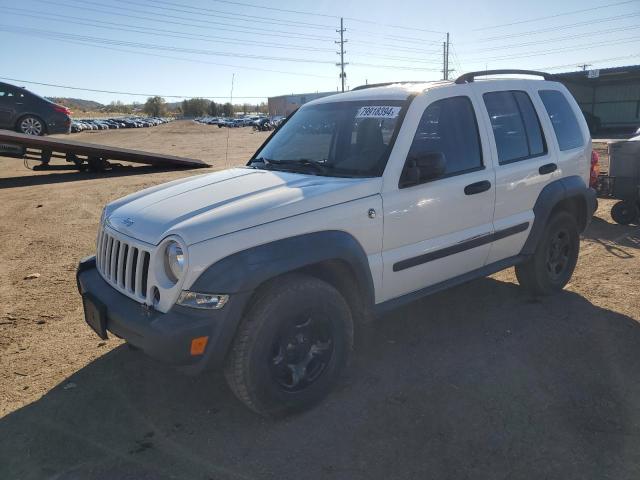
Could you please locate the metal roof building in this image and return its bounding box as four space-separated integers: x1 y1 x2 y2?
267 91 336 117
554 65 640 131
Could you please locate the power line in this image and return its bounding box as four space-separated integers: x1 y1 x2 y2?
119 0 336 29
111 0 335 31
1 25 437 74
350 62 441 72
458 23 640 54
463 34 640 63
8 9 443 65
467 12 640 43
207 0 337 19
206 0 445 34
5 8 335 53
209 0 444 34
63 0 338 39
13 5 443 59
31 0 335 42
344 18 444 34
349 28 443 44
38 37 336 78
473 0 638 31
0 76 269 99
348 40 441 55
0 25 337 64
77 0 444 47
349 50 442 64
537 52 640 71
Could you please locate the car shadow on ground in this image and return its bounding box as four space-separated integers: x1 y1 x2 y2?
582 216 640 258
0 165 206 189
2 277 640 480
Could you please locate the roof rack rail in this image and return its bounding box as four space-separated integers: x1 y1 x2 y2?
352 80 427 91
455 69 554 84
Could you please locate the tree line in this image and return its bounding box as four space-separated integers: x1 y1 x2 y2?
143 96 267 117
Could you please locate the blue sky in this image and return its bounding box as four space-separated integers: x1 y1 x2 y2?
1 0 639 104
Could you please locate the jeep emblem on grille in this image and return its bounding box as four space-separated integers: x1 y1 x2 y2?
121 218 135 227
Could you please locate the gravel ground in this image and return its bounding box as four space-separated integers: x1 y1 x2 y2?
0 121 639 480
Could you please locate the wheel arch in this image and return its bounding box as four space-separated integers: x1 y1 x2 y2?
190 230 376 321
521 175 597 255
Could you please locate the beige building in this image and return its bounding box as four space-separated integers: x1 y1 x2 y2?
268 91 336 117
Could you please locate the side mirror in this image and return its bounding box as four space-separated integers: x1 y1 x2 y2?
401 151 447 187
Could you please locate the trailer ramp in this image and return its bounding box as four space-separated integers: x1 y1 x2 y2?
0 130 209 171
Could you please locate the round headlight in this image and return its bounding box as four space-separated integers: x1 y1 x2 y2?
164 241 185 282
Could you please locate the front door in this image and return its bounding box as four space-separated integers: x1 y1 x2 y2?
380 89 496 302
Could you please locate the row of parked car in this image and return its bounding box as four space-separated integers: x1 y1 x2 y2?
194 116 285 131
70 117 173 133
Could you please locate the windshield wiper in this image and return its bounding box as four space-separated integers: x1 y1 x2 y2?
249 157 272 168
250 157 331 175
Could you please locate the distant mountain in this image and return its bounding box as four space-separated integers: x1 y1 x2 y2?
46 97 104 112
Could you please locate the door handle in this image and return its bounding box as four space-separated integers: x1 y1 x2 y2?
464 180 491 195
539 163 557 175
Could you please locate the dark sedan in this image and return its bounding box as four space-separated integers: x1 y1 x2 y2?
0 81 71 135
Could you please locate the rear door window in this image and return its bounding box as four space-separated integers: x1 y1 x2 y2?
538 90 584 151
483 91 546 164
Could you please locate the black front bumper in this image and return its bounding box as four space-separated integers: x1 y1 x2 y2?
76 256 250 374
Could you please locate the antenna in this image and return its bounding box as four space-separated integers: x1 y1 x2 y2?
225 73 235 170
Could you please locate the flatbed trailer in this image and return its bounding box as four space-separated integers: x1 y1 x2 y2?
0 130 209 171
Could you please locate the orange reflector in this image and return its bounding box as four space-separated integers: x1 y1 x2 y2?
190 336 209 356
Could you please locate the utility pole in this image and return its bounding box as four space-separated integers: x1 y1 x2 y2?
579 64 592 71
336 17 348 92
442 32 450 80
442 42 448 80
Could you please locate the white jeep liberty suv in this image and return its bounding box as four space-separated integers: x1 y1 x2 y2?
77 70 597 416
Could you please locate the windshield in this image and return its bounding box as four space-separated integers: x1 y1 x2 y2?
250 100 407 177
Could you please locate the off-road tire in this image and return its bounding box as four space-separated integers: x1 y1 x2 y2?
224 274 353 417
516 211 580 296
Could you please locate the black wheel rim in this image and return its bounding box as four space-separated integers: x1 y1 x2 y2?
546 228 571 280
269 313 334 392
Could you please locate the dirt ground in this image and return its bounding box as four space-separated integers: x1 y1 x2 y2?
1 121 639 479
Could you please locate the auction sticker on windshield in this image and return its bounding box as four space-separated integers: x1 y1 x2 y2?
355 106 401 119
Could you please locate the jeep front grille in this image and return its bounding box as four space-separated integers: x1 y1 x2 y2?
96 227 151 301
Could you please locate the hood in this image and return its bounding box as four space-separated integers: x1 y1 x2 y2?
105 168 381 245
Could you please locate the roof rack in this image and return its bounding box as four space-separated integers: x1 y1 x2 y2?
455 69 554 84
352 81 428 91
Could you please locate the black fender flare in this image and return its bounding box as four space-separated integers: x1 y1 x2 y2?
190 230 376 308
521 175 597 255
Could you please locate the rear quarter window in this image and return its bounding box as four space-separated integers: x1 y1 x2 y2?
538 90 584 151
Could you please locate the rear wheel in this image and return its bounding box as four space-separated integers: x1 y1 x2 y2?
516 211 580 296
224 274 353 416
610 200 639 225
18 115 45 136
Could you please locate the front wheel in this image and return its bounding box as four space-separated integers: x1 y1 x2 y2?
224 274 353 416
18 115 45 136
516 211 580 296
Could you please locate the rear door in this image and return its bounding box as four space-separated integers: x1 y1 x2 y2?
380 86 496 302
472 81 560 263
